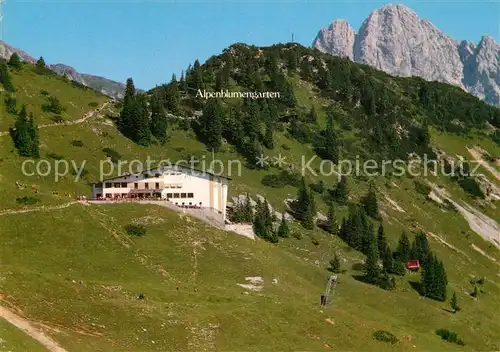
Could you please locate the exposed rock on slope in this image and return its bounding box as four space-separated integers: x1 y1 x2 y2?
0 40 125 99
313 4 500 105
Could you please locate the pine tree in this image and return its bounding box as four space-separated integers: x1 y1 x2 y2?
164 82 180 115
316 114 339 163
0 61 15 92
411 231 431 267
435 259 448 301
361 181 380 219
326 203 338 235
378 271 396 290
150 92 168 144
132 94 152 146
421 254 437 299
450 292 460 313
263 123 274 149
286 49 297 72
200 100 223 152
252 198 276 243
381 245 394 273
35 57 46 74
332 176 349 205
307 106 317 123
303 195 316 230
377 223 388 255
243 194 253 223
277 213 290 238
8 53 22 69
27 112 40 158
294 177 311 221
364 238 380 284
11 106 39 158
119 78 137 138
420 253 447 301
394 231 411 263
328 253 341 273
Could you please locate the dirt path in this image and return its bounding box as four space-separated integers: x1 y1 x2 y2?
0 306 67 352
466 147 500 181
0 201 80 216
0 101 110 137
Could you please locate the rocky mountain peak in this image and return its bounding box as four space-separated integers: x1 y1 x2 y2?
313 4 500 106
314 19 356 59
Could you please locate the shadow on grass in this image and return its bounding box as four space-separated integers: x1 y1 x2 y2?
352 274 377 286
441 308 456 314
408 281 423 295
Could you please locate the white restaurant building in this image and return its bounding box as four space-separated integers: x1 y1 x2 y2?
91 165 230 220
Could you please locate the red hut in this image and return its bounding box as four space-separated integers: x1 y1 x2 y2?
406 260 420 270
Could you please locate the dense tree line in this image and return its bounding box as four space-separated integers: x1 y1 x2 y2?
145 42 500 161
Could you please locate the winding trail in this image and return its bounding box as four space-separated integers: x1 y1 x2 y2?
0 101 110 137
0 305 67 352
0 201 80 216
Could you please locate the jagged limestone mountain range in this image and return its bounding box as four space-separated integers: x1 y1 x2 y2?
0 40 125 99
313 4 500 106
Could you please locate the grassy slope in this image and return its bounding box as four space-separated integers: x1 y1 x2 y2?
0 318 46 351
1 203 497 352
0 63 499 351
0 64 108 132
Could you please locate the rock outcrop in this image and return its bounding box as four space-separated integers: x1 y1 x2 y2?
313 4 500 106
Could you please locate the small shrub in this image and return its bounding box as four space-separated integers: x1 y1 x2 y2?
414 180 431 196
311 237 320 246
373 330 398 344
4 96 17 114
309 180 325 194
281 144 291 151
138 293 145 300
71 140 84 147
16 196 41 205
47 153 64 160
40 89 50 96
102 147 122 163
125 224 146 237
292 231 303 240
88 102 99 108
435 329 465 346
458 178 485 198
42 96 64 114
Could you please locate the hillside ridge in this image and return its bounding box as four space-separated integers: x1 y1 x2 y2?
313 3 500 106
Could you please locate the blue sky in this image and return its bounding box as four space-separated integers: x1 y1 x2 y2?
4 1 499 89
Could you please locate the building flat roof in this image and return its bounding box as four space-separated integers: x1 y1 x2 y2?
94 164 232 184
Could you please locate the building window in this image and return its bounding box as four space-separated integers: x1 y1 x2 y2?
155 173 161 177
188 193 194 198
166 193 173 198
106 193 112 198
176 185 182 188
173 193 180 198
189 202 192 205
155 183 160 189
145 183 149 189
121 182 127 188
105 183 112 188
114 183 121 188
181 193 187 198
134 183 138 189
